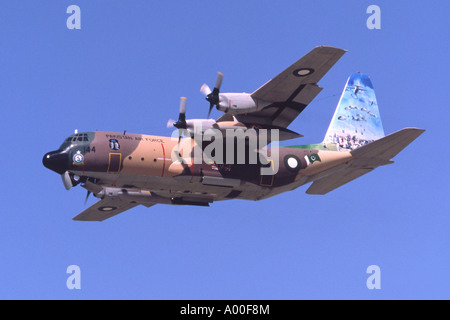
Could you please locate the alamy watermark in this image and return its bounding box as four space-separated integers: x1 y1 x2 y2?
367 5 381 30
66 265 81 290
170 123 280 176
66 5 81 30
366 265 381 290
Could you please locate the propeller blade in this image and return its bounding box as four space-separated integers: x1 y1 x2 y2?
179 96 187 115
167 118 175 128
84 190 91 206
207 103 214 118
214 72 223 92
173 97 187 129
61 171 72 190
200 83 211 96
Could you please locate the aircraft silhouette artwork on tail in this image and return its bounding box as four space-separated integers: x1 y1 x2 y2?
43 46 425 221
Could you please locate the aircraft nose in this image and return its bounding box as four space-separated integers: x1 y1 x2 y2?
43 150 69 174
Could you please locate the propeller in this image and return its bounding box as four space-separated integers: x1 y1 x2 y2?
81 179 102 206
170 97 189 143
201 72 223 118
173 97 187 130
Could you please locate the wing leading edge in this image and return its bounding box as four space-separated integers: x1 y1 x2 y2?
235 46 346 128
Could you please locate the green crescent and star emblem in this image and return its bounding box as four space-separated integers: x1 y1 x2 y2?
304 153 321 166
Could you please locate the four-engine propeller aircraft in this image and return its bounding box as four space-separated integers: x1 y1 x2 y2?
43 46 424 221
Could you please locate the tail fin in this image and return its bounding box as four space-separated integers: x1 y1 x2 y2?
323 73 385 151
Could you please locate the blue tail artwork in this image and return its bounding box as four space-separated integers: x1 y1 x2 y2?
322 73 385 151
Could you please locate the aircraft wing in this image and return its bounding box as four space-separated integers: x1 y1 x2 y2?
72 197 155 221
235 46 346 128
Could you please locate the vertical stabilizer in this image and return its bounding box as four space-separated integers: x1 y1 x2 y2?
323 73 384 151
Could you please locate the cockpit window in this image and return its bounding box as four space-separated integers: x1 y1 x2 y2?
66 133 89 142
60 133 90 149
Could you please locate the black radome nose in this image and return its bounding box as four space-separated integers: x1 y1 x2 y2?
43 150 69 174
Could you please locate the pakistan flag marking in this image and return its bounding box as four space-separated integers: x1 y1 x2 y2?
304 153 321 166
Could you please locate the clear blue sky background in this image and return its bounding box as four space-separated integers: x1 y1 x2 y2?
0 1 448 299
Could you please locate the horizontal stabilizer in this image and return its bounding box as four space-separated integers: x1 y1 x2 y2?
306 168 373 195
306 127 425 195
350 127 425 161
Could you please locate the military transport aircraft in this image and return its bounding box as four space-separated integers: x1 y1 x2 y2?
42 46 424 221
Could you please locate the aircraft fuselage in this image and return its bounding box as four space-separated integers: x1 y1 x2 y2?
43 131 352 202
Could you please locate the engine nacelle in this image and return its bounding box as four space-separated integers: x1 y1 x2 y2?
216 93 261 115
183 119 249 137
185 119 217 133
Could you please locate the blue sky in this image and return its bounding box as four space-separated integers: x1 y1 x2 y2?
0 1 448 299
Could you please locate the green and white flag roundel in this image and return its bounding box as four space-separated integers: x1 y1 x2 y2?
304 153 321 166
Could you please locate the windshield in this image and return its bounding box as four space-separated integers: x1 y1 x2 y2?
59 133 90 150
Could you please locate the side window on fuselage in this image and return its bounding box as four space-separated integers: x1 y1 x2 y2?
109 139 120 150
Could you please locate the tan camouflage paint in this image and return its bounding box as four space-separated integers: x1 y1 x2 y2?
60 130 359 202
